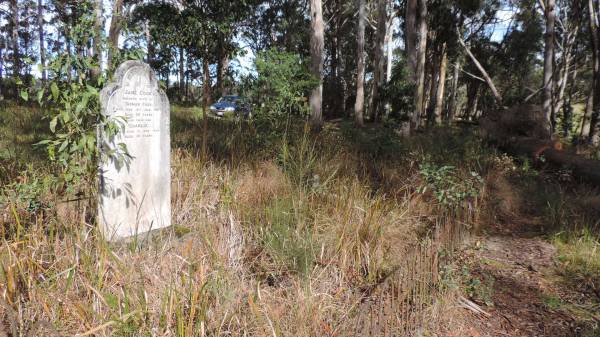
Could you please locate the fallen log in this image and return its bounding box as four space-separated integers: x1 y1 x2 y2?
500 137 600 185
480 104 600 186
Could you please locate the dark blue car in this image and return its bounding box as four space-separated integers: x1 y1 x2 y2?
209 95 251 117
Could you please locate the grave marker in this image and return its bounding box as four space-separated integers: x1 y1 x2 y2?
98 61 171 240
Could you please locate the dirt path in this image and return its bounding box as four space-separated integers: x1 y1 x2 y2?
439 219 598 337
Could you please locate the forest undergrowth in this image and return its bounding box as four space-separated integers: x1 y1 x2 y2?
0 103 598 336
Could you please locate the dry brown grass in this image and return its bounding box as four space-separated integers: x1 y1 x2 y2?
0 106 494 336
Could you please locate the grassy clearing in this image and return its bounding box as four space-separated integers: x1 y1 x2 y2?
1 104 498 335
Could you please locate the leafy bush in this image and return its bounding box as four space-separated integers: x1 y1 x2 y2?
418 163 483 207
381 57 415 122
252 49 318 120
23 4 135 195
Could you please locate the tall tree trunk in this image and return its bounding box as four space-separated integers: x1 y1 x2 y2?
542 0 556 130
405 0 417 82
144 20 152 64
179 46 185 100
354 0 366 127
202 58 211 158
553 23 578 118
589 0 600 144
331 0 344 117
369 0 388 122
309 0 325 129
37 0 47 82
107 0 125 70
447 58 460 122
581 88 594 137
385 17 393 84
466 84 480 121
384 13 394 117
383 14 394 118
91 0 103 79
426 50 438 125
216 46 229 98
412 0 427 131
10 0 19 91
562 67 577 137
433 43 447 125
65 27 72 82
0 46 3 79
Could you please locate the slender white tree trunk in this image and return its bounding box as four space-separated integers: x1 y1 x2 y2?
309 0 325 129
542 0 556 131
369 0 388 121
433 43 447 125
107 0 125 70
91 0 103 78
412 0 427 131
10 0 19 78
354 0 366 127
37 0 47 82
405 0 417 82
588 0 600 144
447 58 460 123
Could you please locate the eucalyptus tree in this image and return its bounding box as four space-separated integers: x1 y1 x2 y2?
541 0 556 129
309 0 324 128
354 0 366 126
589 0 600 144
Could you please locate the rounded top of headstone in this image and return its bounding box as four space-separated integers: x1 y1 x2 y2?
112 60 159 90
101 60 167 113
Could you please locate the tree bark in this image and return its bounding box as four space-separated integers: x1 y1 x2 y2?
309 0 325 129
144 20 152 64
553 23 577 119
426 49 438 125
562 66 577 137
581 88 594 138
384 11 394 117
369 0 388 122
542 0 556 130
0 46 3 79
588 0 600 144
447 58 460 122
179 46 185 100
107 0 125 70
412 0 428 131
37 0 47 82
91 0 103 79
405 0 417 82
433 43 447 125
354 0 366 127
10 0 19 81
202 57 211 158
216 46 229 98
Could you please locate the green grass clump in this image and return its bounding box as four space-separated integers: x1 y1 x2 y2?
554 229 600 287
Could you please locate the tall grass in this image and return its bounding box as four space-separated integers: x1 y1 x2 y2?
0 105 493 336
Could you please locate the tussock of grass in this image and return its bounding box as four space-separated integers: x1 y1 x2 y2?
554 230 600 288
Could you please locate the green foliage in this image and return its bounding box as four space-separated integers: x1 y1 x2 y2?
27 5 128 195
253 49 318 119
461 265 495 306
418 163 483 207
381 57 414 122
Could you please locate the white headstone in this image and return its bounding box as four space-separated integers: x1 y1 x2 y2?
98 61 171 240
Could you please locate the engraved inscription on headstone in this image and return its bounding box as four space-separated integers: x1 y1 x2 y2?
98 61 171 240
